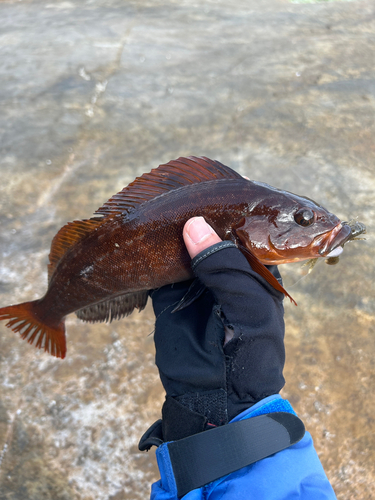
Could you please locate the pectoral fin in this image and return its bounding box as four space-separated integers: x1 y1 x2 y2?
237 243 297 306
171 279 207 313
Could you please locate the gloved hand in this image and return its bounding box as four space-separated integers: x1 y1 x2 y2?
150 217 285 442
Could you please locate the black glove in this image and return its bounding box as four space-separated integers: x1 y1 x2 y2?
150 241 285 443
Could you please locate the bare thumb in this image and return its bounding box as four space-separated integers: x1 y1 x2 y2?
183 217 222 259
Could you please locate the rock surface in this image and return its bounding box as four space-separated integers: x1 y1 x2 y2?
0 0 374 498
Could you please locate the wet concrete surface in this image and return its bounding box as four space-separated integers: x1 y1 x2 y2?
0 0 374 498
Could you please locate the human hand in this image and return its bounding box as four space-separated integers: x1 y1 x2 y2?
150 216 285 442
183 217 236 344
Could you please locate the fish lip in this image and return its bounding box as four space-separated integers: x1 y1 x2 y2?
318 223 352 256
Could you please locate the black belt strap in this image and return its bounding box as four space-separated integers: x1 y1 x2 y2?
167 412 305 498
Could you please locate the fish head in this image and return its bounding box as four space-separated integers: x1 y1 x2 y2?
233 187 352 265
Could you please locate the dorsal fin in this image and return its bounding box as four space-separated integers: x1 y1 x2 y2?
94 156 243 217
48 219 101 281
48 157 241 281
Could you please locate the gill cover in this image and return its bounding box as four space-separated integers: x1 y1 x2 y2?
234 187 342 264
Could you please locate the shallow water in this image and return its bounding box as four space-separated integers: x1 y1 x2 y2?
0 0 374 498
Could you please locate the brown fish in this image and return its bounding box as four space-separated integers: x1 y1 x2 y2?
0 156 353 358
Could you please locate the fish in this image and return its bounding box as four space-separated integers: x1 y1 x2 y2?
0 156 357 359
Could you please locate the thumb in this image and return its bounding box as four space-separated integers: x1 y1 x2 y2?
183 217 222 259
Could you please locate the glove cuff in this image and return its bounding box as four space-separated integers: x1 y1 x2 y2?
175 389 228 427
162 396 208 441
163 389 229 441
139 389 230 448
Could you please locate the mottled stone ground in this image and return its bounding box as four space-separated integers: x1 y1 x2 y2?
0 0 374 499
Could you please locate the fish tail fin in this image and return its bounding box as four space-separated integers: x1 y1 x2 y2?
0 301 66 358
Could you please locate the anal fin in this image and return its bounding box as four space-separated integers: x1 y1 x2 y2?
75 291 149 323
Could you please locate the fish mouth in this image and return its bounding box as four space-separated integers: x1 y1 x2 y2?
318 223 352 257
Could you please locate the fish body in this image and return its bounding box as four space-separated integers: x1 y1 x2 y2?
0 157 354 358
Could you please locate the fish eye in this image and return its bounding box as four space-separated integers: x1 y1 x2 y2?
294 208 315 227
